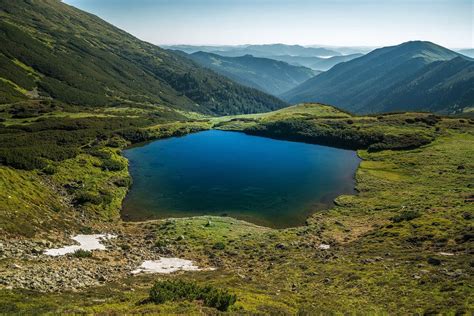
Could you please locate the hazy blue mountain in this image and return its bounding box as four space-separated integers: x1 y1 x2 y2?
282 41 470 114
184 52 318 95
269 54 364 71
166 44 341 58
458 48 474 58
313 45 376 55
167 44 364 71
231 44 340 57
161 45 246 54
0 0 286 115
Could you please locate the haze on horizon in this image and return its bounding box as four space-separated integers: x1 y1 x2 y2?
64 0 472 49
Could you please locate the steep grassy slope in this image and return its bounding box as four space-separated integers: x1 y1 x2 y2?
0 0 286 115
0 104 472 314
185 52 316 95
282 41 472 114
372 56 474 113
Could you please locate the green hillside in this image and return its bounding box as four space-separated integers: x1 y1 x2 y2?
282 41 472 114
0 0 286 115
186 51 317 95
0 0 472 314
1 103 473 313
372 56 474 113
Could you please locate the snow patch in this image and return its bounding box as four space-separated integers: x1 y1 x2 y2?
45 234 115 256
131 258 213 274
438 252 455 256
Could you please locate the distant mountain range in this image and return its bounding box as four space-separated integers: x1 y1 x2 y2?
0 0 286 115
165 44 366 71
282 41 474 114
165 44 341 58
267 54 364 71
2 1 470 116
182 51 318 95
458 48 474 58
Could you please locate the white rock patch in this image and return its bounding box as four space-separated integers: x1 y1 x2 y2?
45 234 115 256
319 244 331 250
131 258 212 274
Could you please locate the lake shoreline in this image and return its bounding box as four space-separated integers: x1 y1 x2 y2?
121 130 361 228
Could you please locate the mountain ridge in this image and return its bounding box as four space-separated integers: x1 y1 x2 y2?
184 51 318 95
282 41 472 114
0 0 287 115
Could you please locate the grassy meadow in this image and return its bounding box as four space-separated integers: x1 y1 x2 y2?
0 102 473 313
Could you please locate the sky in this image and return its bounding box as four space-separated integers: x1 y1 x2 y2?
63 0 473 48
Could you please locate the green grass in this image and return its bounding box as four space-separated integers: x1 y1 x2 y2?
0 103 473 313
51 150 129 221
0 166 75 237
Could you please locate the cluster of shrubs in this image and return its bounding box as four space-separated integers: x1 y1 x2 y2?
212 242 226 250
367 134 433 152
246 119 380 150
101 158 125 171
113 176 132 188
0 116 150 170
391 210 421 223
72 249 92 258
7 101 57 118
405 115 441 126
73 191 103 206
247 118 434 152
148 280 236 311
73 189 113 206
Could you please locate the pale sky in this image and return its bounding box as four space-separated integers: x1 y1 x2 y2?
64 0 473 48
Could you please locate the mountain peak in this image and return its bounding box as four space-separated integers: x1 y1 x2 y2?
282 41 471 114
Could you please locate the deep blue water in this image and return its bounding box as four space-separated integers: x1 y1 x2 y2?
122 130 360 228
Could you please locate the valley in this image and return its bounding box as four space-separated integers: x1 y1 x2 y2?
0 0 472 314
1 102 473 313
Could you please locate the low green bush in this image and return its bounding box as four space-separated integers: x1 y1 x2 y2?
113 176 132 188
86 148 111 160
391 210 421 223
155 239 168 248
149 280 236 311
212 242 226 250
72 249 92 258
101 158 125 171
42 165 57 175
73 191 103 205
